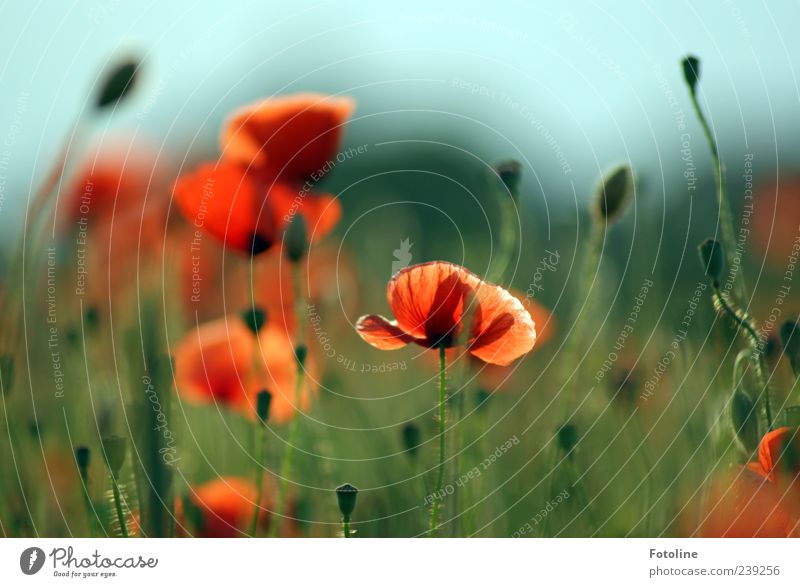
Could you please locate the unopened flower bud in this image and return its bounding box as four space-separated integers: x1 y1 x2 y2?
681 55 701 94
294 344 308 369
101 435 127 477
75 446 91 473
556 423 578 455
494 160 522 198
594 164 634 224
96 58 140 110
241 306 267 335
256 389 272 424
335 483 358 519
401 422 421 457
698 238 724 284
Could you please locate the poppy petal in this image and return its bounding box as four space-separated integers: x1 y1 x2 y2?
173 161 275 255
267 181 342 243
387 261 472 343
468 282 536 366
356 314 416 350
221 93 354 180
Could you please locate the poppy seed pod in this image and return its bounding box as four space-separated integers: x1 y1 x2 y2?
241 306 267 335
594 165 634 223
401 422 421 456
285 214 308 263
494 159 522 198
101 435 127 476
0 354 14 395
682 55 701 94
698 238 724 284
96 58 139 110
779 320 800 376
256 389 272 424
336 483 358 518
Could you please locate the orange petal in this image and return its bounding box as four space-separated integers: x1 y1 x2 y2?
356 315 416 350
173 160 275 255
189 476 258 537
173 316 255 411
221 93 354 180
267 181 342 244
468 281 536 367
387 261 473 344
758 427 799 481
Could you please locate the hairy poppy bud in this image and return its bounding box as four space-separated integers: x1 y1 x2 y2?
96 58 140 110
594 164 634 223
730 387 759 454
75 446 91 473
698 238 724 284
241 306 267 335
85 306 100 332
780 320 800 376
494 159 522 198
285 214 308 263
401 422 421 456
0 354 14 395
256 389 272 424
294 344 308 369
556 423 578 455
681 55 701 94
101 435 127 476
336 483 358 519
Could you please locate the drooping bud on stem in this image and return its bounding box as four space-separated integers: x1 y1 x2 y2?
730 386 759 455
556 423 578 456
698 238 724 285
96 58 140 110
681 55 701 94
594 164 634 224
75 446 91 479
294 344 308 369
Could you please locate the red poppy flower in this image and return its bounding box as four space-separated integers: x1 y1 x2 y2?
756 426 800 482
182 476 264 538
172 316 315 423
173 94 353 256
753 176 800 269
356 261 536 366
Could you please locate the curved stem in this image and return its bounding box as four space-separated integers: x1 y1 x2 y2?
342 515 351 538
429 344 447 537
688 88 747 301
488 193 517 284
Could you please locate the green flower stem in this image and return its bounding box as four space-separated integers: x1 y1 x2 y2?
78 469 97 537
109 475 129 538
429 344 447 537
341 515 351 538
687 86 746 300
711 282 772 429
488 193 518 284
269 261 306 538
249 423 267 537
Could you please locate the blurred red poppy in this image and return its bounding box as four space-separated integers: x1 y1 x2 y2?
356 261 536 366
183 476 265 538
172 316 314 423
753 176 800 269
696 427 800 537
173 94 353 256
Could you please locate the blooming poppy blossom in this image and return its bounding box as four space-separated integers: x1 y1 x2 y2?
753 176 800 269
172 316 314 423
173 93 353 256
754 426 800 482
181 477 266 537
356 261 536 366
